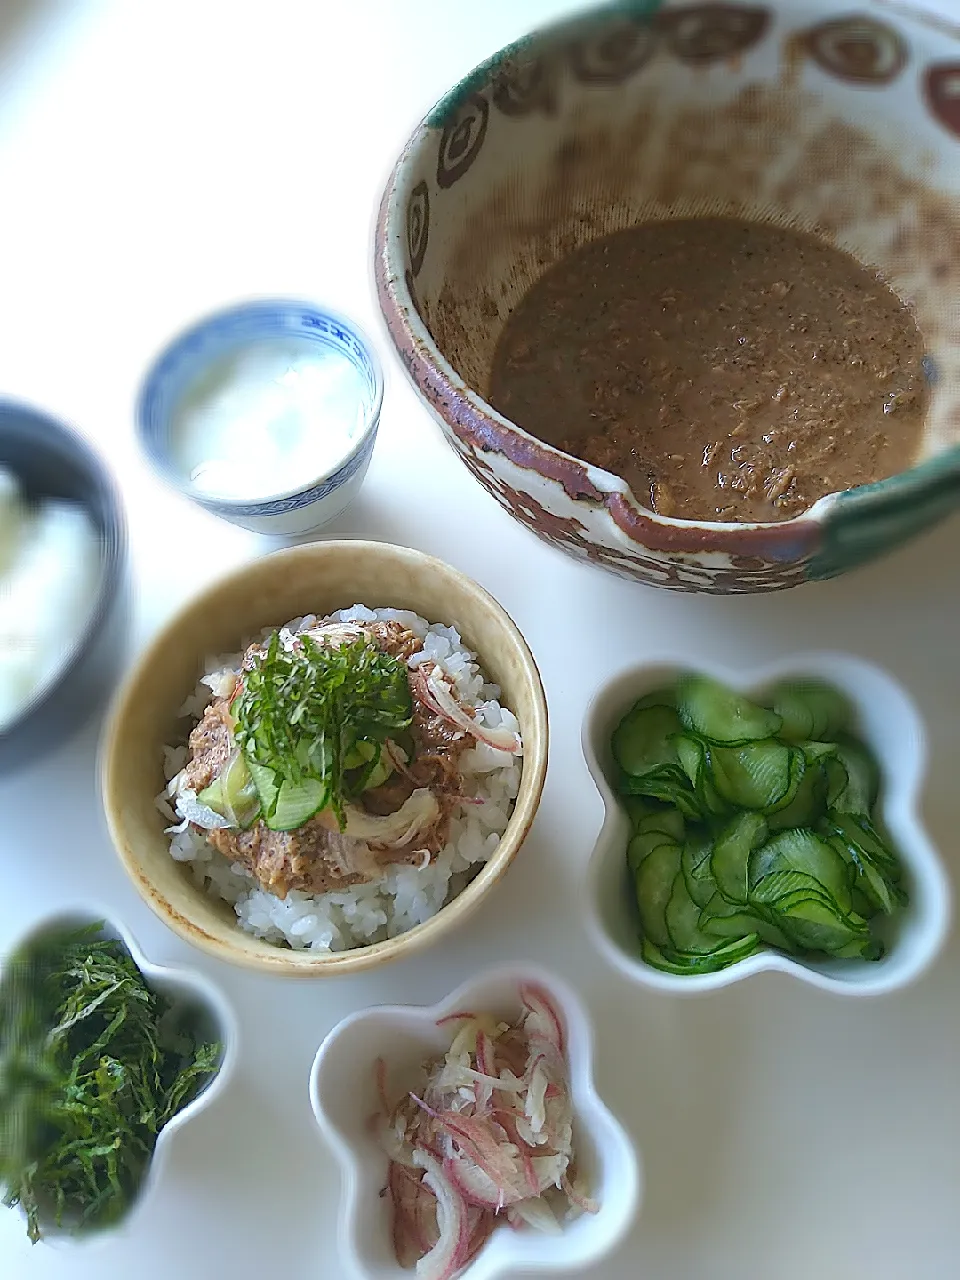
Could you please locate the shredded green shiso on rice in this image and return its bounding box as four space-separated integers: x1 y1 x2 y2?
0 922 221 1243
229 630 414 832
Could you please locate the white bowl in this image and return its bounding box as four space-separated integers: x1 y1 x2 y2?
137 299 383 535
0 903 237 1248
308 964 641 1279
583 653 951 996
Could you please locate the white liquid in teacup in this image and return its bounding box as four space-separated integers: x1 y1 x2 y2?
170 339 369 502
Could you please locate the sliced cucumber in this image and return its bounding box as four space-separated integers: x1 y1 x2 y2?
824 811 902 878
343 739 377 771
849 882 878 920
677 674 782 745
835 936 884 961
702 908 794 952
649 783 702 822
858 861 897 915
639 938 709 974
224 751 260 827
633 688 677 710
198 751 261 829
633 840 682 950
774 896 870 955
627 830 674 873
196 777 227 814
822 811 905 915
749 828 852 913
694 750 731 819
637 808 685 842
770 679 852 742
611 672 901 973
265 776 328 831
699 889 743 922
362 744 395 791
711 811 767 902
665 871 722 954
640 934 761 975
622 795 658 829
681 833 718 909
612 704 683 777
619 766 701 819
827 737 880 816
675 734 704 787
246 758 280 819
765 749 806 815
766 758 825 831
710 741 794 811
750 868 834 908
800 740 838 764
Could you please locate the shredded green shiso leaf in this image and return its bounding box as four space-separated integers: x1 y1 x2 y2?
0 923 221 1243
231 631 413 831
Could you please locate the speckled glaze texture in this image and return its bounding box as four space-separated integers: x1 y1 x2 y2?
376 0 960 593
99 542 548 976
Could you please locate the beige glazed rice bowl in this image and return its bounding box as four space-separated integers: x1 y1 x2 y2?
100 542 548 976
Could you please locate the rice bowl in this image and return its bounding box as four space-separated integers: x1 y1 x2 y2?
101 540 547 975
158 606 523 953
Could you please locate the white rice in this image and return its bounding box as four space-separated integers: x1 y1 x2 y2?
158 606 522 952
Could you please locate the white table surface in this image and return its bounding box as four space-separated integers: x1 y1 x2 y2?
0 2 959 1277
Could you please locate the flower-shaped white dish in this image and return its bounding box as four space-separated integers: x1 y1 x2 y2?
0 903 237 1248
583 653 951 996
309 964 640 1279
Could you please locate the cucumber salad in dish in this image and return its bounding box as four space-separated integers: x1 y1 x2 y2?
611 673 908 975
159 606 523 951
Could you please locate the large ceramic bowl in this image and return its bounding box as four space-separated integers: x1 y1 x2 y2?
100 541 548 975
376 0 960 593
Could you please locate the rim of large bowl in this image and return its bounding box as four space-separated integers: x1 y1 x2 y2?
374 0 960 549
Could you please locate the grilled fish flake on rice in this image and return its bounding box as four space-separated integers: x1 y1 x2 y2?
159 607 523 952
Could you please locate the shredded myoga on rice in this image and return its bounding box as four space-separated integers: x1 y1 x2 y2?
156 606 523 952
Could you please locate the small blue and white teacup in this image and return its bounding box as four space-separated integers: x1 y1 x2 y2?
137 299 383 535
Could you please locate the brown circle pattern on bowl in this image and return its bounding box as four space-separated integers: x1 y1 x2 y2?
925 62 960 138
657 2 771 64
803 16 907 84
568 19 658 85
403 270 422 320
406 180 430 277
436 93 489 188
492 56 558 116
